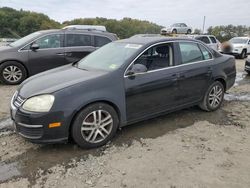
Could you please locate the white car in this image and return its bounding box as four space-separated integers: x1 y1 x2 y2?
222 37 250 59
161 23 192 34
187 35 220 51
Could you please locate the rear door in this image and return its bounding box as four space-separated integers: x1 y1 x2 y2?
28 33 67 75
175 42 213 104
64 33 96 63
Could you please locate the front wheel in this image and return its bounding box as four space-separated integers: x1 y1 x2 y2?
71 103 119 149
199 81 225 112
0 61 27 85
240 49 247 59
187 29 191 34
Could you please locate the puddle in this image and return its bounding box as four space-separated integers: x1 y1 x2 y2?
234 72 250 86
0 118 14 132
0 106 233 184
0 162 20 182
224 93 250 101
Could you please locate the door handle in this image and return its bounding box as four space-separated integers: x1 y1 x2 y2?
56 53 65 56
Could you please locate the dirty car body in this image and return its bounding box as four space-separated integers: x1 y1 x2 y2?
10 37 236 147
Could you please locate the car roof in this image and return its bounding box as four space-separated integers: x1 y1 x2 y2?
116 36 196 45
35 29 116 36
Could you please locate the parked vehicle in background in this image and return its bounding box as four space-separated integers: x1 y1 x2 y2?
0 25 118 85
245 58 250 74
10 37 236 148
220 37 250 59
161 23 192 34
190 35 220 51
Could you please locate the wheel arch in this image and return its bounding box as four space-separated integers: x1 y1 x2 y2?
0 59 29 76
214 77 226 91
68 100 122 138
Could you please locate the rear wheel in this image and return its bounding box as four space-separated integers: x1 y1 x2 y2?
71 103 119 149
240 49 247 59
199 81 225 112
187 29 191 34
0 61 27 85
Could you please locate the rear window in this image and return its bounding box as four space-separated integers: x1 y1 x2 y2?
94 36 112 47
179 42 203 64
209 36 217 43
195 36 210 44
66 34 91 47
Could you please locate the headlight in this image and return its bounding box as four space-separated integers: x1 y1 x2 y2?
22 94 55 112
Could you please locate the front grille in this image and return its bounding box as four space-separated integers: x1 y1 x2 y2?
13 95 25 108
16 123 43 139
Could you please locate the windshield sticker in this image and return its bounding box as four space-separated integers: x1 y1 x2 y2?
109 64 118 69
125 44 142 49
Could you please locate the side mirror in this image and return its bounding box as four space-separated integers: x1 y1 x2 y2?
127 64 147 76
30 43 40 51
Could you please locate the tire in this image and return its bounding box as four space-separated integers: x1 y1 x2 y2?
199 81 225 112
187 29 191 34
246 70 250 75
71 103 119 149
172 29 177 34
240 49 247 59
0 61 27 85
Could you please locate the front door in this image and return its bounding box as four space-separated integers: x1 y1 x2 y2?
124 43 180 122
28 34 67 75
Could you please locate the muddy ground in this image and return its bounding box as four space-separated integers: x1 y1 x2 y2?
0 59 250 188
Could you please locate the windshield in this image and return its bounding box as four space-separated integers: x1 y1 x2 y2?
77 42 142 71
9 32 41 47
230 38 248 44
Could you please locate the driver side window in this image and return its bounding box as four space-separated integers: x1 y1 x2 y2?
33 34 62 49
133 43 174 72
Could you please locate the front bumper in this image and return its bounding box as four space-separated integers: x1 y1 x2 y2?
11 106 69 144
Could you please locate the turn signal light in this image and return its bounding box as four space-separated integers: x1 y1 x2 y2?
49 122 61 128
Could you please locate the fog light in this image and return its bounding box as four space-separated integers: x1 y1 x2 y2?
49 122 61 128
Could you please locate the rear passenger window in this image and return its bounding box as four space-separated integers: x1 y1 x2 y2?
199 44 212 60
179 42 203 64
94 36 111 47
66 34 91 47
196 36 210 44
209 36 217 43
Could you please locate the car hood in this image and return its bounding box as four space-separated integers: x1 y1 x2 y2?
18 64 107 98
0 45 14 52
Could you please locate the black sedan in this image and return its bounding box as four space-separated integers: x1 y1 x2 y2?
10 37 236 148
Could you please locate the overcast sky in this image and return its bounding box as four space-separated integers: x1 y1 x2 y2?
1 0 249 30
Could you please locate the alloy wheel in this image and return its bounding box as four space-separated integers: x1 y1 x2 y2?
208 85 223 108
2 65 23 83
81 110 113 143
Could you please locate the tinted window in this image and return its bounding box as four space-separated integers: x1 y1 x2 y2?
199 44 212 60
196 36 210 44
34 34 62 49
179 42 203 64
94 36 111 47
209 36 217 43
133 43 174 71
66 34 91 47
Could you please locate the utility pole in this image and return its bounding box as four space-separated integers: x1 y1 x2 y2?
202 16 206 34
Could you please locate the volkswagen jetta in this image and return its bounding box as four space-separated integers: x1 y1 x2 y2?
10 37 236 148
